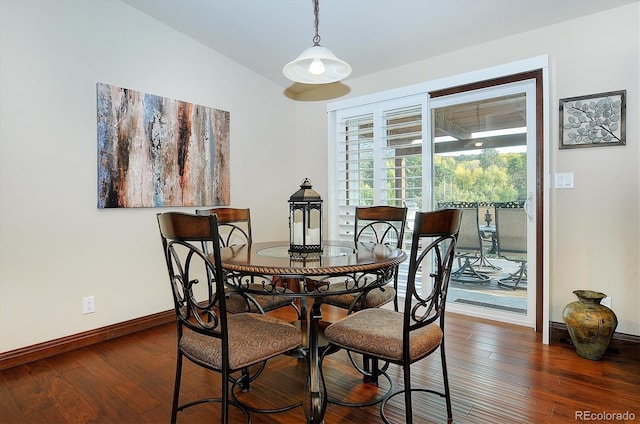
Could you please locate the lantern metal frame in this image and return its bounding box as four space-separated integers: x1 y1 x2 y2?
289 178 323 256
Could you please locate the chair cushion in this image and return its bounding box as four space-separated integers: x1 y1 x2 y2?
180 313 302 370
324 308 443 362
225 284 295 314
323 281 395 310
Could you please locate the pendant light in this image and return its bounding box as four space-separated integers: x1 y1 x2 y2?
283 0 351 84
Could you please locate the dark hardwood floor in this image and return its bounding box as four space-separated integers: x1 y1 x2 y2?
1 305 638 423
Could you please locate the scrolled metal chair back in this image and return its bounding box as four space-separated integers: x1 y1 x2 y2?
354 205 407 248
403 209 461 333
157 212 228 338
196 207 252 247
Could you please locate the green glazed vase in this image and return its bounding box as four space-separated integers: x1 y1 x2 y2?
562 290 618 360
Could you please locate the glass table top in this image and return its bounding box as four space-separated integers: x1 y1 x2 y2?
257 244 356 259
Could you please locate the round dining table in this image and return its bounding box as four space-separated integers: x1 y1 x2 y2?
220 240 407 424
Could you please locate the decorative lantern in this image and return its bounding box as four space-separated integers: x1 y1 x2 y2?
289 178 323 256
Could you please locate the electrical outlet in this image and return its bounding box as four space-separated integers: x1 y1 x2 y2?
82 296 95 314
601 296 612 309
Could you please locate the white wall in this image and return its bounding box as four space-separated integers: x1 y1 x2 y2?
0 0 296 352
294 3 640 335
1 1 638 354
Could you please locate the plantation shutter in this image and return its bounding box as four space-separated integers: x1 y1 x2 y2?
336 111 375 241
380 104 423 235
379 105 423 296
335 104 423 235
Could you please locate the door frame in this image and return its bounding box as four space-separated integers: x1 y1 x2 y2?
429 69 545 334
328 55 550 342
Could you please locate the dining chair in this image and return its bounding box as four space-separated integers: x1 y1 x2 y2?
323 205 408 313
157 212 302 423
494 202 528 289
321 206 407 389
321 208 462 424
196 207 300 317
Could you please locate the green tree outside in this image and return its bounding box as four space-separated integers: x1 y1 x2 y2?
355 148 526 208
434 148 526 206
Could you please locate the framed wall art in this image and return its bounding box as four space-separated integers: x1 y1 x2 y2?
559 90 626 149
97 83 230 208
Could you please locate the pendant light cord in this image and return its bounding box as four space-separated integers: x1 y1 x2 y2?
313 0 321 46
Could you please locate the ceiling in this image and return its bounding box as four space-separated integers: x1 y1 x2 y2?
121 0 634 95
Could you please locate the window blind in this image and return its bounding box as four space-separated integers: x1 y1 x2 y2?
336 112 375 241
334 103 424 296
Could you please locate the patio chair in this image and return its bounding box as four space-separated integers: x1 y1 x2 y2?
477 201 498 255
494 202 528 290
439 202 491 284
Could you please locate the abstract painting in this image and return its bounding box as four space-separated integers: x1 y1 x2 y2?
97 83 230 208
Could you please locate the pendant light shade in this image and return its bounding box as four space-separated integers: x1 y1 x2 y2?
283 0 351 84
283 45 351 84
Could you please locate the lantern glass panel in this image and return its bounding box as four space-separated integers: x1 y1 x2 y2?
291 207 305 246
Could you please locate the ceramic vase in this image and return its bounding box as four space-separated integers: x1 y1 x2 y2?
562 290 617 360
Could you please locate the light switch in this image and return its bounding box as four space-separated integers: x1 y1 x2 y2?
555 172 574 189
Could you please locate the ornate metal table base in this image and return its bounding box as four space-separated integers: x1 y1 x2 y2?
220 241 406 424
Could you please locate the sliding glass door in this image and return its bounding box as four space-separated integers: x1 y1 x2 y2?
429 80 537 328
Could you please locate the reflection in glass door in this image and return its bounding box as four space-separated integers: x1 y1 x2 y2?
429 80 536 328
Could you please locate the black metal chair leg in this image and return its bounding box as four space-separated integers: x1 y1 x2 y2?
403 364 414 424
171 353 183 424
441 343 453 423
